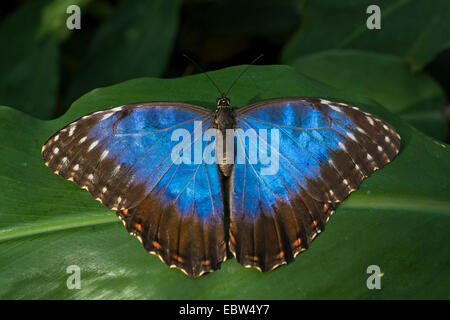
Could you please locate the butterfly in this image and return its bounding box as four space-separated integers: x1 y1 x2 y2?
42 88 400 277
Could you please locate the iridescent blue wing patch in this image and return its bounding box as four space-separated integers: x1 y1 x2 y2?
42 102 226 277
230 97 401 271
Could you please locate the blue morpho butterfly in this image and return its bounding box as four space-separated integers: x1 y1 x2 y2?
42 64 400 277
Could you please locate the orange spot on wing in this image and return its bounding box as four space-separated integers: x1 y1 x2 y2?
229 231 236 245
135 223 142 232
312 220 318 227
293 238 302 247
323 203 328 212
250 256 259 262
172 254 184 263
201 260 211 266
276 251 285 259
152 241 162 250
123 209 129 215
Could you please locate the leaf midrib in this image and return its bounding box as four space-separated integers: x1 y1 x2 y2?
0 214 116 243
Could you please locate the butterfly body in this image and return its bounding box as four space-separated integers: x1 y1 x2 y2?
42 96 400 277
213 101 236 177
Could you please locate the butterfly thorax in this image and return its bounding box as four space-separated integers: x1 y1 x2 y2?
214 106 235 129
213 101 236 177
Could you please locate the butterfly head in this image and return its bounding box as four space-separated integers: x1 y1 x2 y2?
217 94 231 109
214 94 235 130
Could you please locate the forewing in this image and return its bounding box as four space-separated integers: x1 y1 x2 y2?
42 102 226 276
230 97 401 271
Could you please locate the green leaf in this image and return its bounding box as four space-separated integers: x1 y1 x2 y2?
281 0 450 70
290 49 448 140
65 0 182 105
0 65 449 299
0 0 91 120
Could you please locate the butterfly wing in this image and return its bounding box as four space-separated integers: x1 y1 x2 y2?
42 102 226 276
230 97 401 271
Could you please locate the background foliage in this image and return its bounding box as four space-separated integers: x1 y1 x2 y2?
0 0 449 299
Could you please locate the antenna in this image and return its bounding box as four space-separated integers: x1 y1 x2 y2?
225 54 264 97
182 54 222 96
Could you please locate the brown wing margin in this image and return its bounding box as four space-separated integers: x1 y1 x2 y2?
116 195 226 277
229 189 336 272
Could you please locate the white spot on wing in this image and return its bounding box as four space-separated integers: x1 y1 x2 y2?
100 150 109 160
329 105 342 113
346 132 357 141
385 136 390 143
101 113 114 121
88 174 94 181
73 164 79 171
79 136 87 144
356 127 366 134
53 147 59 154
102 186 107 193
112 164 121 175
53 135 59 142
88 140 99 152
338 142 346 151
69 125 76 137
366 116 374 125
